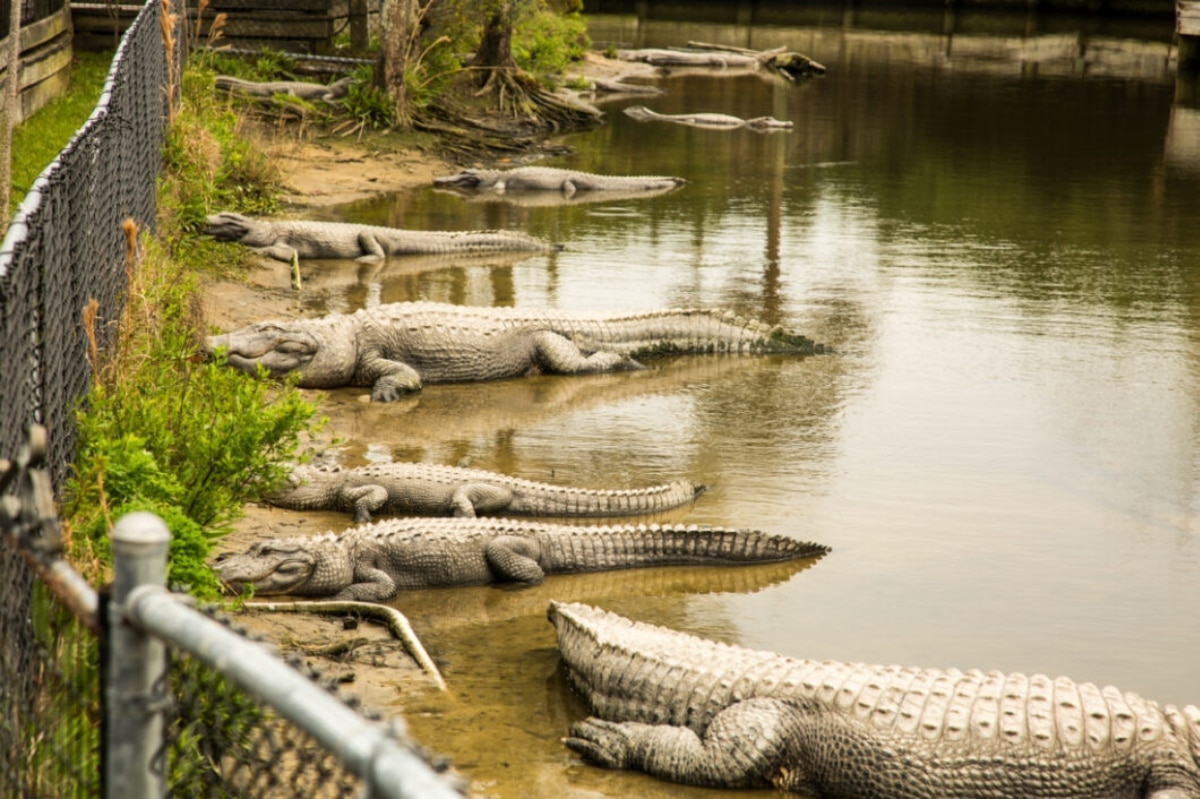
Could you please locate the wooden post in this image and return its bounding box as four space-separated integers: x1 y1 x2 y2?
1 0 21 218
349 0 368 52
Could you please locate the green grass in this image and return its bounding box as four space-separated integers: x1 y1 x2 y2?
10 51 113 212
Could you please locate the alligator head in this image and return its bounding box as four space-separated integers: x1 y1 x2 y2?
432 169 490 190
202 212 266 245
205 316 357 388
264 464 340 509
744 116 794 131
212 540 320 596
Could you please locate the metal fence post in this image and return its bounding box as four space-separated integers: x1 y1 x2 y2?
106 512 170 799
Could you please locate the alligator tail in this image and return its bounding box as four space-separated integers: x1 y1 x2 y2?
539 525 829 573
548 601 804 731
510 480 705 517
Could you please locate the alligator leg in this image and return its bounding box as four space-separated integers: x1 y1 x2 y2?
355 232 387 263
531 331 646 375
367 360 425 400
333 564 398 602
483 537 545 583
565 698 817 791
449 484 517 517
339 484 389 523
252 243 300 262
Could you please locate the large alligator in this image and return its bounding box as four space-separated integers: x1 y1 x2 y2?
212 520 830 601
202 212 559 263
268 461 705 522
551 601 1200 798
205 301 830 401
431 166 686 197
624 105 793 131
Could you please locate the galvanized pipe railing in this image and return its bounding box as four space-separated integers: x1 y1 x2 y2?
108 512 461 799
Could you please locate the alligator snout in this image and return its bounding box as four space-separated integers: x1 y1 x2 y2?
432 170 483 189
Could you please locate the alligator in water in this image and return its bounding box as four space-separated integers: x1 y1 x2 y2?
269 461 705 522
550 601 1200 798
212 520 830 601
431 166 686 197
205 301 830 401
623 105 793 131
202 212 559 263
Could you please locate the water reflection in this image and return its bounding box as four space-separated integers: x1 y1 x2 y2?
301 6 1200 797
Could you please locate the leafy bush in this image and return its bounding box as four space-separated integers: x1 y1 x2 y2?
343 64 396 129
66 61 320 595
159 64 281 234
67 236 318 597
513 3 590 78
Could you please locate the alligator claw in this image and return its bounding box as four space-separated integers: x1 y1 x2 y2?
565 718 635 769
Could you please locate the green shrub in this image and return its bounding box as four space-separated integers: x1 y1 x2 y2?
513 3 590 78
159 64 280 235
66 236 318 595
343 65 396 129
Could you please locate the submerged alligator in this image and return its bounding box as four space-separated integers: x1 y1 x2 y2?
212 520 830 601
202 212 559 263
269 461 705 522
551 602 1200 798
432 166 686 196
624 105 793 131
205 301 830 401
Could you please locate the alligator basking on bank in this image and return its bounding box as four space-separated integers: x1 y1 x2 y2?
269 461 705 522
431 166 686 197
205 301 830 401
215 75 353 103
212 520 830 601
551 601 1200 798
623 105 793 131
202 212 559 263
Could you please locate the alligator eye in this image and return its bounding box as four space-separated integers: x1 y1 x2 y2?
275 341 310 355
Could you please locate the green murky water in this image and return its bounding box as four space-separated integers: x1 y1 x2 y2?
298 6 1200 796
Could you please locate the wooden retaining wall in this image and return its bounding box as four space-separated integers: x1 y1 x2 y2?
0 5 74 122
73 0 372 55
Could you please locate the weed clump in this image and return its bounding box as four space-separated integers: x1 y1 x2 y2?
65 61 320 597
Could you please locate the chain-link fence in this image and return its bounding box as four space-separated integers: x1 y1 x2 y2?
1 0 459 794
1 1 169 791
3 427 461 799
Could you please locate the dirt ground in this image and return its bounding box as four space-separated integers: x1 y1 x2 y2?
205 53 654 738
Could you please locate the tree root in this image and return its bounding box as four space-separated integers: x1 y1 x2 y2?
415 67 600 158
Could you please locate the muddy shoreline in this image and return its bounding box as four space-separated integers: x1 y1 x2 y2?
205 54 653 762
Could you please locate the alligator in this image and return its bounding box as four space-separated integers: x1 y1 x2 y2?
212 520 830 601
431 166 687 197
551 601 1200 798
205 301 830 401
623 105 793 131
434 183 682 208
215 75 353 104
268 461 705 523
202 212 559 263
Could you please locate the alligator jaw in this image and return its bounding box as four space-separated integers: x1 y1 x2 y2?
432 170 483 189
205 324 322 377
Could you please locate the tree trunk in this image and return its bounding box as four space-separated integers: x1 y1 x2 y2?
376 0 417 128
474 0 517 76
